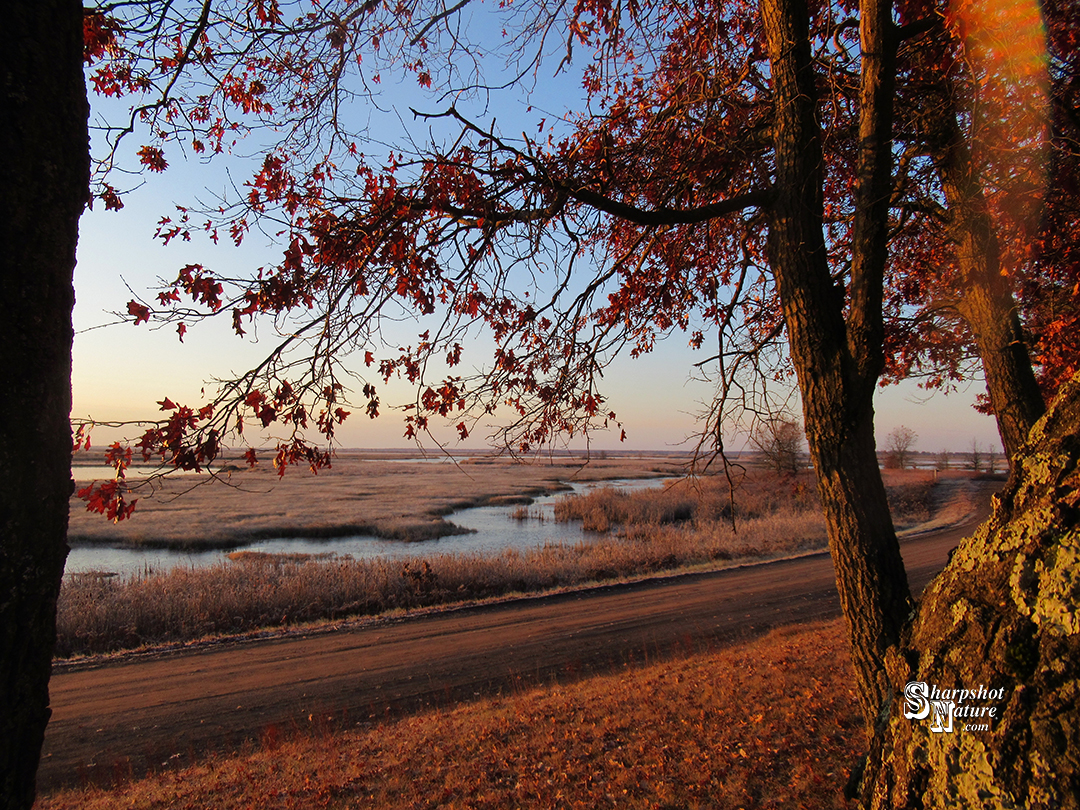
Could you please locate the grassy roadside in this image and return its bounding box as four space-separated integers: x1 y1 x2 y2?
37 618 865 810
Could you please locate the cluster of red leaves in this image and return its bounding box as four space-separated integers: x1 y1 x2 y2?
76 378 341 518
75 442 137 523
134 399 219 470
83 10 122 64
137 145 168 172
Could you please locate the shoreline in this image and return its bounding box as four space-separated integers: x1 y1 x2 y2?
68 454 681 549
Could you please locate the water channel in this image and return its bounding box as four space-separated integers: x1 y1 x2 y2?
64 476 670 579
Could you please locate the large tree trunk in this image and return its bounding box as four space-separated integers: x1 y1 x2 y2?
929 90 1047 460
0 2 87 808
761 0 912 728
856 372 1080 808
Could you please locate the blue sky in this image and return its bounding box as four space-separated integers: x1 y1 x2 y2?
73 6 1007 456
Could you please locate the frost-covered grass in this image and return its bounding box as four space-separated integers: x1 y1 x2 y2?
57 467 936 658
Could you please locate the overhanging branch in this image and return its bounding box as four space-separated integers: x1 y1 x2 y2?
563 185 773 226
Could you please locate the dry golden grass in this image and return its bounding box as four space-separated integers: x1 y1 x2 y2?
69 452 687 548
553 472 820 531
37 618 864 810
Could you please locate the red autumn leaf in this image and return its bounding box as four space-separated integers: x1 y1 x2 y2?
258 404 277 426
127 300 151 325
100 183 124 211
137 145 168 172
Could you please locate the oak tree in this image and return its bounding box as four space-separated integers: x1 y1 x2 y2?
3 0 1078 807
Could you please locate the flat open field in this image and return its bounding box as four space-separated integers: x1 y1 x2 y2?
69 451 689 547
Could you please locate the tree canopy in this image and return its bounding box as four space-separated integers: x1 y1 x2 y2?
76 0 1075 491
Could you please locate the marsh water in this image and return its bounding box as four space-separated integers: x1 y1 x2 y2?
64 476 668 578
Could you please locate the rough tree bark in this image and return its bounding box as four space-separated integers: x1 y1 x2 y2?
0 2 87 809
761 0 913 727
856 371 1080 808
926 85 1047 460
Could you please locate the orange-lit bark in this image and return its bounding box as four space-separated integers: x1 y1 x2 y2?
762 0 912 728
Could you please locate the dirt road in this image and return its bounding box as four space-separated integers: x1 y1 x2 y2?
39 483 997 791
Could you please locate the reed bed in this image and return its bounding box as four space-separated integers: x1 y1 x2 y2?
552 472 820 531
56 502 826 658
